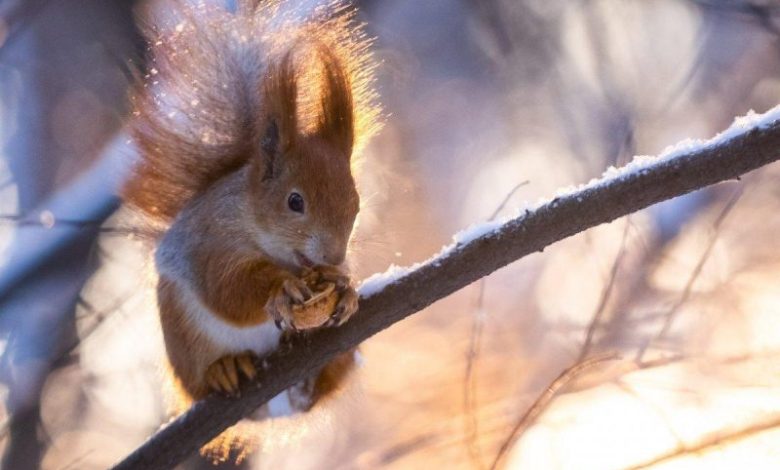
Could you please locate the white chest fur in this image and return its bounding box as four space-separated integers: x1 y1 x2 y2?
174 278 282 356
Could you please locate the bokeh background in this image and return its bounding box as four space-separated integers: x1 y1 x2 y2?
1 0 780 469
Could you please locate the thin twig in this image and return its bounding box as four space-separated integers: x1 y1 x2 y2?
0 214 152 240
464 279 487 469
627 415 780 469
579 219 631 361
463 180 528 469
488 353 621 470
637 188 744 362
487 181 529 220
56 294 134 364
58 449 95 470
657 188 742 338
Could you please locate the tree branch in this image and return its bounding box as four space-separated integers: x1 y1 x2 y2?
112 109 780 470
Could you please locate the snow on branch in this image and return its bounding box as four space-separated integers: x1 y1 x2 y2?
112 106 780 470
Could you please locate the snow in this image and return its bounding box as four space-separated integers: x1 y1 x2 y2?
358 263 421 298
452 218 507 245
584 106 780 189
356 211 528 298
357 105 780 298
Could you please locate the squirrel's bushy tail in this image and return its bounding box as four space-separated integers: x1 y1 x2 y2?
123 0 380 226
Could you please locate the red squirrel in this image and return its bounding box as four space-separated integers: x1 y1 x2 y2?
122 0 380 461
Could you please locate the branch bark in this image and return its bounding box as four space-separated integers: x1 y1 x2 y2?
113 114 780 470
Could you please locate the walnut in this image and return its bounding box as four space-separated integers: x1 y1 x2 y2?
291 271 339 329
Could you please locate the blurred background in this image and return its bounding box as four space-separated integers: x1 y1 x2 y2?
1 0 780 469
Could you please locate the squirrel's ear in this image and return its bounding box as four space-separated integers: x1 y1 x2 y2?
259 52 297 180
315 46 354 159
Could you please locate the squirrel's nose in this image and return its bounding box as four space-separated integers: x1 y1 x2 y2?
320 237 346 266
323 247 345 266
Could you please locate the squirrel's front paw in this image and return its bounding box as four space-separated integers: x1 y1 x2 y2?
326 285 358 327
312 264 351 290
266 276 314 331
205 351 258 396
311 265 358 327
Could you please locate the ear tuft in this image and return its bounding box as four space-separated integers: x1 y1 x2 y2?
258 51 298 177
315 45 355 158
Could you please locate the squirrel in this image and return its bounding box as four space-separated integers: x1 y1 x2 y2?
122 0 380 462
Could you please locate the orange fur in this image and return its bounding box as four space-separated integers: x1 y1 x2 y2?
123 0 380 462
158 275 219 402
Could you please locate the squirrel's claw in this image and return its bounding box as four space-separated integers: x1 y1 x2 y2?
326 285 359 327
266 277 309 332
309 265 358 327
206 352 258 396
235 352 258 380
206 356 238 395
265 288 297 331
282 278 313 304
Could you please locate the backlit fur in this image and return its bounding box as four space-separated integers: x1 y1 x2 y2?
124 0 380 225
123 0 379 462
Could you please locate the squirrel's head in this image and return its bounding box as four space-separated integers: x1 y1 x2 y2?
247 46 359 270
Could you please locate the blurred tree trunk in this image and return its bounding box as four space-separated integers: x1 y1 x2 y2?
0 1 141 468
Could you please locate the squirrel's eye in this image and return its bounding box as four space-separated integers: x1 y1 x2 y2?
288 192 305 213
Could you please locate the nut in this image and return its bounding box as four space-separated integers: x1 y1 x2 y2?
291 272 339 329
